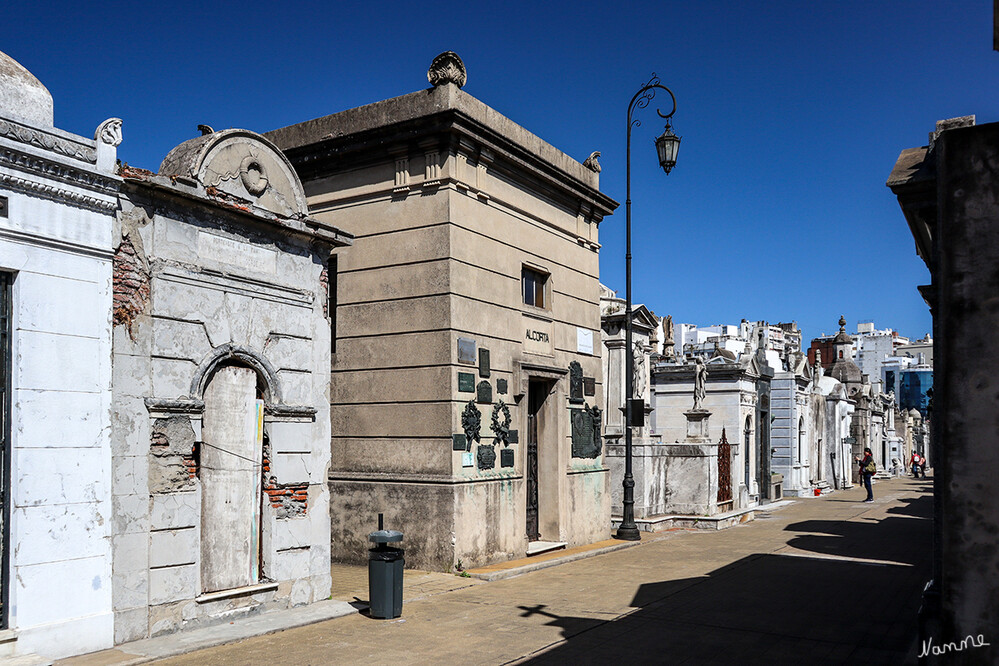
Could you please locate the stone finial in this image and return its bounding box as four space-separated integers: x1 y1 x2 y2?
583 151 601 173
95 117 123 147
428 51 467 89
838 315 846 331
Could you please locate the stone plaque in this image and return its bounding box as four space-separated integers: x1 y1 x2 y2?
571 404 602 459
576 327 594 355
198 231 277 274
458 372 475 393
500 448 514 468
508 429 519 444
462 451 474 467
452 434 467 451
523 315 554 356
569 361 584 404
477 445 496 470
479 348 490 377
497 378 508 394
583 377 596 396
476 380 492 404
457 337 476 365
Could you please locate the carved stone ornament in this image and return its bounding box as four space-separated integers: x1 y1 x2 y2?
582 151 601 173
0 118 97 163
95 117 123 147
428 51 467 89
491 400 512 447
240 155 269 196
462 400 481 444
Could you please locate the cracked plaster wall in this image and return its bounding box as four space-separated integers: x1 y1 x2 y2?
110 187 332 643
0 146 118 657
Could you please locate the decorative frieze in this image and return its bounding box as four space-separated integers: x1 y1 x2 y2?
0 170 118 213
0 117 97 163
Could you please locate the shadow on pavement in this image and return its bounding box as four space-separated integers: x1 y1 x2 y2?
521 502 931 664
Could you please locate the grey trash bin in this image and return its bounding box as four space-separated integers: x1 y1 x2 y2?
368 528 404 619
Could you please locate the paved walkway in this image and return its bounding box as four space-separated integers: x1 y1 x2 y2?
61 476 933 665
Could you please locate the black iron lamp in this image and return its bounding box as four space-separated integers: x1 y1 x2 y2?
654 121 681 175
616 73 679 542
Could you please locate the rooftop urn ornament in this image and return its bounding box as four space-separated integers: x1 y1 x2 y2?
428 51 467 89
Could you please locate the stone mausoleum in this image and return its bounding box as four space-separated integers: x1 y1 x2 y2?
267 53 618 570
110 128 351 641
0 51 122 659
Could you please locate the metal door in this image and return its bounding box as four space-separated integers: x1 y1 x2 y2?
0 273 10 628
526 381 542 542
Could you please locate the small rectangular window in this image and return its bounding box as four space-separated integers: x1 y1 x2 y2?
522 267 548 309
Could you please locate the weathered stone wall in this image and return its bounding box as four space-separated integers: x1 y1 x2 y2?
934 121 999 643
651 368 762 510
110 164 335 641
0 86 120 658
277 84 613 570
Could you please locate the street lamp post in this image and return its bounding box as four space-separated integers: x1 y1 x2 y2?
616 74 680 541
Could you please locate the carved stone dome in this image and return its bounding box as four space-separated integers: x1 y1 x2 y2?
829 358 862 385
0 50 53 127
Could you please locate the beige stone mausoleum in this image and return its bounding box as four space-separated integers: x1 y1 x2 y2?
267 53 618 570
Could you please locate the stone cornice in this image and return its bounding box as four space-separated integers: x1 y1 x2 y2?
274 106 618 220
0 144 121 196
0 169 118 213
0 117 97 163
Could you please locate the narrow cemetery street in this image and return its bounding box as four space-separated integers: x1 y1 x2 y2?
67 475 932 665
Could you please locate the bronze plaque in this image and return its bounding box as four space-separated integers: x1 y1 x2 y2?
569 361 584 404
479 348 490 377
458 372 475 393
477 445 496 470
583 376 596 396
497 378 508 394
452 434 467 451
476 380 492 404
500 449 514 468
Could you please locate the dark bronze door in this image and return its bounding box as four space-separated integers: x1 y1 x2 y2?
526 381 543 542
0 272 11 628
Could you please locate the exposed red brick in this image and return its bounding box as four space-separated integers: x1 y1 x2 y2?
112 235 149 339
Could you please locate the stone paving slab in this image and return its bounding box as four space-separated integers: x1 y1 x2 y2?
59 476 936 665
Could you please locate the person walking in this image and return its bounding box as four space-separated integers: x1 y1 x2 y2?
856 448 875 502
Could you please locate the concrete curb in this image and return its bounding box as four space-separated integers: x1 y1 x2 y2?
466 540 640 582
58 600 360 665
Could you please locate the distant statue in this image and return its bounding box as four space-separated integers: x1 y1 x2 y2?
662 315 675 356
633 342 647 400
692 355 707 410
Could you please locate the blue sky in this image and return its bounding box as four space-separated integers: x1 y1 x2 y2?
6 1 992 343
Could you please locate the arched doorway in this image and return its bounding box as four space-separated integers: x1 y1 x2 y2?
200 364 265 592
